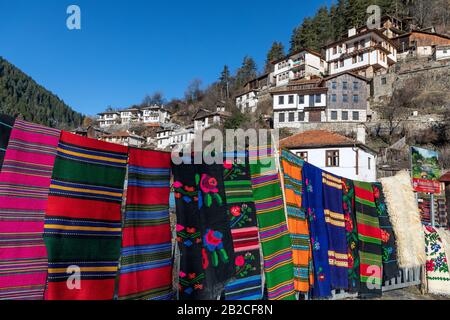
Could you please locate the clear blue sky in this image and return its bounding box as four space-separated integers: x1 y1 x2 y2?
0 0 332 115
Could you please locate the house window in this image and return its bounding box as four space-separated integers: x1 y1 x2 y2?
333 46 337 54
331 111 338 120
353 111 360 121
358 54 364 62
298 112 305 121
331 94 337 102
297 151 308 162
353 82 359 90
332 81 337 89
339 60 344 67
368 157 371 170
342 111 349 120
353 95 359 103
288 112 295 122
343 81 348 90
288 95 295 104
381 77 387 85
326 150 340 167
299 95 305 104
315 95 321 103
343 94 348 102
279 113 285 122
334 62 338 69
352 56 357 64
279 96 285 105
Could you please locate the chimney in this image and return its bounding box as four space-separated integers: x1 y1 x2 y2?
356 124 366 145
348 27 357 38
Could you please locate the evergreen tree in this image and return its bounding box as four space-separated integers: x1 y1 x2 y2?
234 56 257 89
219 65 231 99
265 42 285 72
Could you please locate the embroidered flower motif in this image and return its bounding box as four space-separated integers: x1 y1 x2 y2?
318 273 326 282
173 181 183 188
202 248 209 270
204 229 224 251
381 229 390 243
179 271 186 278
426 260 435 272
235 255 245 267
200 174 219 193
373 186 380 199
223 160 233 170
230 206 241 217
176 224 185 232
348 253 354 269
186 227 196 234
188 273 196 279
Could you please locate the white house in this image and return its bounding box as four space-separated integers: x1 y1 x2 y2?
272 49 327 87
97 112 121 128
325 28 397 78
236 89 259 113
141 105 172 124
271 78 328 128
169 126 195 148
433 45 450 61
280 130 377 182
100 130 145 147
193 106 231 132
120 107 141 124
156 125 176 150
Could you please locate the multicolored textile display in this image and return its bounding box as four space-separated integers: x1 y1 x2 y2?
0 114 15 170
222 153 262 300
354 181 383 298
373 182 399 281
118 149 173 300
249 145 296 300
0 120 60 300
424 226 450 296
302 162 331 298
342 178 360 293
43 131 128 300
322 172 348 290
280 150 313 293
173 161 235 300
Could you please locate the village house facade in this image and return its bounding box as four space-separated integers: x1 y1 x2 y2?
325 28 397 78
97 111 121 128
394 30 450 59
272 49 327 87
433 45 450 61
193 106 231 131
236 89 259 113
141 105 172 124
323 72 371 122
100 130 145 147
272 78 327 128
280 130 377 182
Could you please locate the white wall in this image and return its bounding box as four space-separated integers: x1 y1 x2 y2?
289 147 376 182
435 48 450 60
273 93 326 110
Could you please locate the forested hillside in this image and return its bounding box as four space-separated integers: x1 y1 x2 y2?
0 57 84 129
290 0 450 52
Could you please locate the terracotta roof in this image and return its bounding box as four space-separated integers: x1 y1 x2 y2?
392 30 450 41
324 29 398 49
102 131 144 140
271 48 324 65
323 71 371 83
280 130 362 149
440 171 450 183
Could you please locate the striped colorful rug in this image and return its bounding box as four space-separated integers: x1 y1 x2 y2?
342 178 360 293
0 114 15 170
249 145 296 301
0 120 60 300
43 131 128 300
117 148 173 300
373 182 399 281
322 172 348 290
222 152 262 300
280 150 313 293
354 181 383 298
302 162 331 298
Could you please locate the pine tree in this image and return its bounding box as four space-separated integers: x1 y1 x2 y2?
219 65 231 99
265 42 285 73
235 56 257 89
